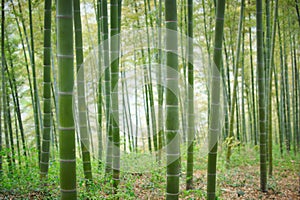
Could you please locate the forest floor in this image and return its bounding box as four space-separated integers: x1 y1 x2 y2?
129 168 300 200
130 153 300 199
0 145 299 199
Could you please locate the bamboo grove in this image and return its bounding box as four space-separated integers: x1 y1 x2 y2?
0 0 299 199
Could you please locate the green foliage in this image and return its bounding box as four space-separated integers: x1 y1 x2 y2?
0 145 298 199
182 189 206 199
224 136 241 149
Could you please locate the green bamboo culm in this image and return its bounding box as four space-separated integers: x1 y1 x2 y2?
102 0 113 175
110 0 120 189
186 0 195 191
207 0 226 199
6 87 16 167
5 1 15 175
264 0 270 165
2 0 13 174
56 0 77 199
73 0 93 183
96 0 103 168
256 0 267 192
29 0 42 163
40 0 52 180
165 0 180 199
248 0 257 146
0 0 5 177
267 0 278 177
156 0 164 162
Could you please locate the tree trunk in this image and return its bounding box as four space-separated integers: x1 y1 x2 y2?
0 0 4 175
256 0 267 192
165 0 180 199
207 0 225 199
57 0 77 198
40 0 52 180
110 0 120 189
73 0 93 183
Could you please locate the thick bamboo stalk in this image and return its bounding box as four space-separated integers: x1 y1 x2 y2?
207 0 225 199
256 0 267 192
165 1 180 199
57 0 77 198
111 0 120 189
40 0 52 179
74 0 93 183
